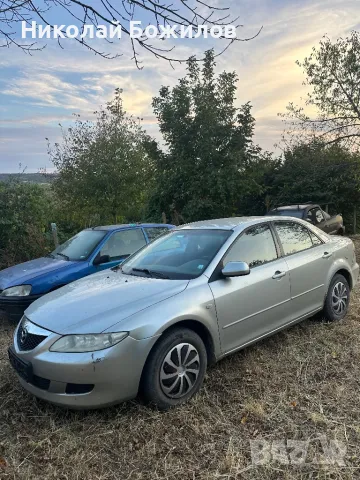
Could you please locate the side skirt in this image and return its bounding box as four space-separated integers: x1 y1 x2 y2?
219 307 323 359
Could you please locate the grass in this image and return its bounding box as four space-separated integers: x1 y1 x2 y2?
0 238 360 479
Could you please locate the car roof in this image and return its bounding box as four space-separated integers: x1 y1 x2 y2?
177 217 274 231
87 223 174 232
177 216 318 232
271 204 316 211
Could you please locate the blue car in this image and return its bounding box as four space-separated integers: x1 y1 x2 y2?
0 223 174 321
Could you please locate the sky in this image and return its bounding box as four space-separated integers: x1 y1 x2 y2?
0 0 360 173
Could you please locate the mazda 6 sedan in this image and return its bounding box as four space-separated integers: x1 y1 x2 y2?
8 217 359 410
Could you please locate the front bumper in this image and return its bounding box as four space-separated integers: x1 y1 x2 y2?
9 324 159 409
0 294 42 321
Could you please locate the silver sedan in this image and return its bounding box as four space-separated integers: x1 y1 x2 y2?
8 217 359 409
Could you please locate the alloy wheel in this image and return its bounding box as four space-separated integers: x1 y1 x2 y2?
332 281 348 315
160 343 200 399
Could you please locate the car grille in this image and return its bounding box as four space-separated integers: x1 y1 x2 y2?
17 322 48 351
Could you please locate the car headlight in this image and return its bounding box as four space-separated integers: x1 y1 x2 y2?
49 332 129 353
1 285 32 297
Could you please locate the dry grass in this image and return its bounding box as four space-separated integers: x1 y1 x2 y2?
1 239 360 479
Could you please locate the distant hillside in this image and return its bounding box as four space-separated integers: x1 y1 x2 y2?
0 173 58 184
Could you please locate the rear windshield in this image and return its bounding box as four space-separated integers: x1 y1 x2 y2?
269 210 304 219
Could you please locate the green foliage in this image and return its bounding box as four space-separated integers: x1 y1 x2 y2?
270 142 360 228
0 179 55 268
3 42 360 273
148 50 271 223
48 88 155 227
278 32 360 231
235 153 281 216
284 31 360 150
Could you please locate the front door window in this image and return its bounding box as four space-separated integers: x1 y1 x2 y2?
223 224 278 268
99 229 146 261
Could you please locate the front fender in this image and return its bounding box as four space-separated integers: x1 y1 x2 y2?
30 262 91 295
104 281 222 359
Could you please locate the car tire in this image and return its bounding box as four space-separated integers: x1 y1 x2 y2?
141 327 207 410
322 274 350 322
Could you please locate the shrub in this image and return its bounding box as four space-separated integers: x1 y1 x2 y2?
0 180 54 269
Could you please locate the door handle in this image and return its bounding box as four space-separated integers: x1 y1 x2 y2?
322 252 332 259
272 271 286 279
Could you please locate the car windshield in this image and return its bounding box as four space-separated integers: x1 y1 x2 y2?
269 209 304 219
121 229 232 280
51 230 107 261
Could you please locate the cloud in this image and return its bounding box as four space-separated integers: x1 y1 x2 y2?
0 114 75 126
1 0 360 171
3 73 94 109
218 0 360 150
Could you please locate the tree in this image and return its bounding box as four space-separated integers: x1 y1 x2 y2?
271 141 360 229
0 0 261 67
148 49 269 223
235 152 281 216
283 32 360 150
48 88 154 225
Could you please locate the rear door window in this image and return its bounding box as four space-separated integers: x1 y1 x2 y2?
308 230 323 246
274 221 314 256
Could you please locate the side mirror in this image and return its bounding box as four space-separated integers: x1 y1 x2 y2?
93 254 110 266
222 261 250 278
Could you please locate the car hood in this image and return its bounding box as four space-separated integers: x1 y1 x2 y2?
25 269 189 334
0 257 74 290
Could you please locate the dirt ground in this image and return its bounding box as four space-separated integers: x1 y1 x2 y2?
0 238 359 479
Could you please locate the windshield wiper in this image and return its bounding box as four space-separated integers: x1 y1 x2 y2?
149 270 170 279
56 252 70 261
46 253 56 258
131 268 170 279
131 267 153 277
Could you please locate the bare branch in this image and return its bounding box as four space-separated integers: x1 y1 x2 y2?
325 134 360 145
0 0 261 65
